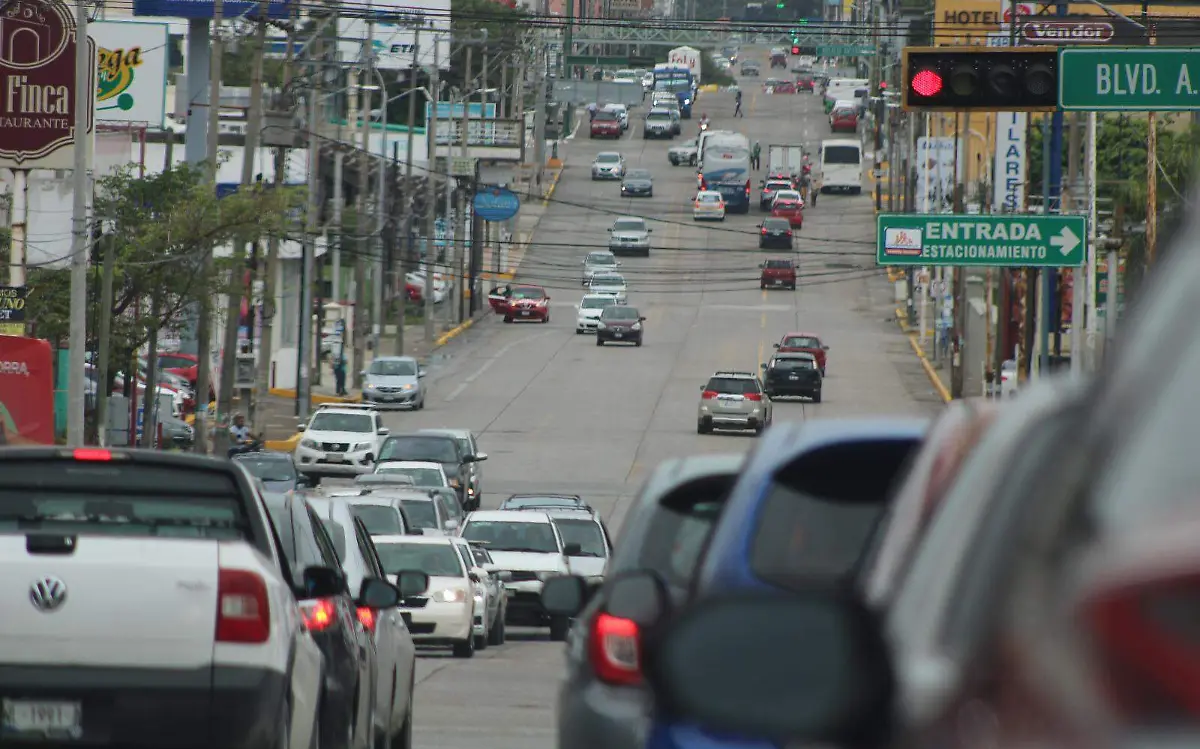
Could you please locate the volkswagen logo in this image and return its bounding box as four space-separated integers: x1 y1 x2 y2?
30 577 68 612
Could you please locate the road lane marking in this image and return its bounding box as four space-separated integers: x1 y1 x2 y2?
443 330 554 402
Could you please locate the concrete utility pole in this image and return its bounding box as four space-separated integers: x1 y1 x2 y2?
424 43 440 342
298 36 322 422
193 0 224 453
1067 111 1083 375
252 22 296 435
353 30 373 390
215 2 268 454
533 5 549 191
373 67 387 357
66 0 91 445
949 111 968 400
395 22 421 356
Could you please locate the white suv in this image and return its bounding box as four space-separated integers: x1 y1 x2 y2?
294 404 389 482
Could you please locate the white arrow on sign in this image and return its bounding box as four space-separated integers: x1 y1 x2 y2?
1050 226 1080 256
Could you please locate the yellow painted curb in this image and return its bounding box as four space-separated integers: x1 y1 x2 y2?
435 318 476 347
267 388 362 404
265 433 301 452
541 167 563 208
895 307 952 403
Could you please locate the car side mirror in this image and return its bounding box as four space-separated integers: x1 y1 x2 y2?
644 590 893 746
297 422 307 431
607 228 614 232
295 475 311 488
301 566 346 599
358 577 401 609
772 343 780 349
540 574 589 617
395 569 430 598
418 369 427 378
563 543 583 556
446 519 459 531
823 345 830 350
475 452 488 461
647 229 653 233
377 427 389 436
359 370 367 378
639 317 646 322
760 363 768 370
469 571 481 583
496 570 513 582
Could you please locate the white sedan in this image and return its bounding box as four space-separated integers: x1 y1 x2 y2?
586 272 628 303
693 190 727 221
576 293 618 333
406 271 447 303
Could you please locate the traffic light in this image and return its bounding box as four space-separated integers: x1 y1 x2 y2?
901 47 1058 112
791 45 800 54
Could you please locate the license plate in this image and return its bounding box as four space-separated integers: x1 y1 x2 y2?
789 375 799 380
521 310 531 316
2 700 82 737
325 453 345 463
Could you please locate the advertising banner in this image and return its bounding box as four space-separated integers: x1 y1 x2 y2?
0 335 54 445
91 21 168 127
916 136 962 214
338 0 451 71
993 112 1027 213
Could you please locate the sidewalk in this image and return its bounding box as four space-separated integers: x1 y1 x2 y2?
889 268 986 402
480 164 563 282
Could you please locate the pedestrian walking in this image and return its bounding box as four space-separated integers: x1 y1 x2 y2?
733 89 744 118
333 354 348 396
751 141 762 170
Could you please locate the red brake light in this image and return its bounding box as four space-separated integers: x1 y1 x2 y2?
701 390 718 399
761 228 768 234
73 448 112 461
911 69 944 98
299 598 338 633
356 606 377 633
589 612 642 685
786 230 793 236
745 393 763 401
216 569 271 643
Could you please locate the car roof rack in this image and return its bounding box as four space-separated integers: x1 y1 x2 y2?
315 402 377 411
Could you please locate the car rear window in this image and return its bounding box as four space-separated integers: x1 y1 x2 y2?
773 357 816 370
706 377 759 394
401 499 438 529
765 260 793 269
783 336 821 348
321 518 347 562
633 486 730 588
379 436 459 463
351 504 404 535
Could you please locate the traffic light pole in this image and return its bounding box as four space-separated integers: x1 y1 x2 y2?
950 111 967 400
1039 1 1069 377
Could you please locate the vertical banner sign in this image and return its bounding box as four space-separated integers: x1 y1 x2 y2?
0 0 97 170
0 334 53 445
916 137 962 214
993 112 1027 213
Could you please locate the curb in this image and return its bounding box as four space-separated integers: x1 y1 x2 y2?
895 307 952 404
267 389 361 404
265 434 301 452
435 317 476 347
541 165 563 209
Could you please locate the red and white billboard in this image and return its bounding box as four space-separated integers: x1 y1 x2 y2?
0 335 54 445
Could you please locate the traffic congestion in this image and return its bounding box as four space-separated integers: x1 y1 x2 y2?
4 40 1193 749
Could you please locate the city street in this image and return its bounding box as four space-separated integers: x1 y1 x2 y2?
369 49 946 749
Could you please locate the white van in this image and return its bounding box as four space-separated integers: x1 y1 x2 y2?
820 139 862 194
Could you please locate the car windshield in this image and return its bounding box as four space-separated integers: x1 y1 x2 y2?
511 287 546 300
234 456 296 483
834 108 856 118
462 521 560 553
596 153 620 162
765 259 793 268
586 253 616 265
505 496 582 509
626 170 652 180
594 111 618 121
320 519 346 562
554 518 607 557
368 359 417 376
378 466 445 487
593 275 624 285
783 336 821 348
613 219 645 232
776 192 801 201
376 542 464 577
378 436 458 463
602 306 640 321
766 182 792 191
308 412 373 433
706 377 759 394
399 499 437 528
581 297 613 310
648 112 671 120
699 194 722 203
773 357 816 370
350 504 404 535
824 145 861 164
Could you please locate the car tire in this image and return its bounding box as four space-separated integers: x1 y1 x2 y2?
309 703 321 749
452 637 475 658
391 675 414 749
503 316 513 323
754 422 765 435
635 338 643 347
789 283 797 290
697 420 712 435
475 628 489 651
596 338 604 346
821 368 826 377
576 328 585 334
549 615 571 642
488 611 506 646
760 283 766 289
690 156 697 166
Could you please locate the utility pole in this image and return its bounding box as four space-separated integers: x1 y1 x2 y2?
533 3 549 192
1145 24 1158 266
192 0 223 453
252 22 295 436
1066 111 1083 375
66 0 91 445
298 36 322 422
215 1 267 454
353 28 372 390
331 147 345 350
424 43 441 343
396 22 421 356
949 111 967 400
374 77 388 357
1084 111 1098 372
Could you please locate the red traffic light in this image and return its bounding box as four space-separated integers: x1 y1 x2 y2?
791 46 800 54
910 69 943 97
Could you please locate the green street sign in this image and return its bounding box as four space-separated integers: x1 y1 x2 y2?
564 55 629 67
816 45 875 57
1059 47 1200 111
876 214 1088 267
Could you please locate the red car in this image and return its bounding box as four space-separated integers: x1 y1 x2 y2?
502 285 551 323
773 80 797 94
796 74 815 91
830 106 859 133
771 198 804 228
775 331 828 374
590 111 622 139
759 258 796 290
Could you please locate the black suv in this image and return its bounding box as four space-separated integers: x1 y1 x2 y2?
761 352 822 402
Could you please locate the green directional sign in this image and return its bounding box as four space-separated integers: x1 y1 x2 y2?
876 214 1088 268
816 45 875 57
1059 47 1200 111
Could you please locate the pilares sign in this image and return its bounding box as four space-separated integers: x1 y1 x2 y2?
0 0 96 170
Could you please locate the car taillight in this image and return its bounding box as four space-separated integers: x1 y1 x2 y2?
299 598 338 633
701 390 718 399
73 448 113 461
745 393 763 401
1083 574 1200 720
356 606 378 633
761 228 768 234
786 230 793 236
745 180 751 197
216 569 271 643
588 612 642 685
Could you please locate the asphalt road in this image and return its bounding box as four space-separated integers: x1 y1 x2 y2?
360 52 945 749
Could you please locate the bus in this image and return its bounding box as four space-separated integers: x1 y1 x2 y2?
700 133 752 213
653 63 694 118
819 138 862 194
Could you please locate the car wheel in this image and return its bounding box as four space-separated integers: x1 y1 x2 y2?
452 637 475 658
790 283 797 290
635 338 643 347
821 368 826 377
488 610 506 645
503 316 513 323
760 283 766 289
690 156 697 166
549 615 571 641
754 422 765 435
390 675 414 749
475 626 489 651
697 420 712 435
596 338 604 346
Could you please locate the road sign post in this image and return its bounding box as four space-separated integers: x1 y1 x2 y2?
876 214 1088 267
1059 47 1200 111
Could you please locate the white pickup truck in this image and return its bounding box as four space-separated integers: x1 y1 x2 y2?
0 448 332 748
